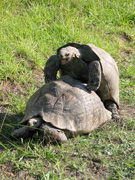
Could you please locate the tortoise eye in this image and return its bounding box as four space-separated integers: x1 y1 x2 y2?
65 53 69 56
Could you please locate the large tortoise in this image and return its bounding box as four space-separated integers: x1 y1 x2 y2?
44 42 119 120
11 76 112 142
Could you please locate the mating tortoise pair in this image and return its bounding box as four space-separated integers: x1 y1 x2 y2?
45 42 119 120
12 43 119 142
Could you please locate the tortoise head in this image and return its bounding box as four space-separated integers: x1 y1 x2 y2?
58 46 81 65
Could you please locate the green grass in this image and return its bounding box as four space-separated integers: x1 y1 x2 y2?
0 0 135 179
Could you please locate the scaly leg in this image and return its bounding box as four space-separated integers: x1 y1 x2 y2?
87 60 101 92
44 55 61 83
104 100 119 121
41 123 68 143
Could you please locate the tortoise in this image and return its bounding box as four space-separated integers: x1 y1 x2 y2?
11 76 112 142
44 42 119 120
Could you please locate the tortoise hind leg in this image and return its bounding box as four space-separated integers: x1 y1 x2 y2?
104 100 119 121
40 123 67 143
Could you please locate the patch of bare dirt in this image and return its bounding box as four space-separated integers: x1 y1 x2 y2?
87 161 110 180
0 163 37 180
0 162 15 179
33 68 44 85
0 79 26 114
17 171 36 180
120 48 133 60
120 102 135 119
15 53 38 70
119 32 133 42
116 32 134 60
0 68 44 114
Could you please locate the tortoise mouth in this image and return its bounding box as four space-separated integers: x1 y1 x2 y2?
61 59 69 64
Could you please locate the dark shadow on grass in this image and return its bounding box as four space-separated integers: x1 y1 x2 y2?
0 112 24 147
0 112 62 150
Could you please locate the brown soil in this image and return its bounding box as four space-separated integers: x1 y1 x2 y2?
0 68 44 115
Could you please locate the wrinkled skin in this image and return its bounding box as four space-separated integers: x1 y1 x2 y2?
44 43 119 120
59 46 82 64
12 117 68 142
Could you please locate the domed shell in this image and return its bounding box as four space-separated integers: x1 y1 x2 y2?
21 76 111 134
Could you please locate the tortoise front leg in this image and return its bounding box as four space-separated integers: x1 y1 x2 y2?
87 60 101 91
44 55 61 83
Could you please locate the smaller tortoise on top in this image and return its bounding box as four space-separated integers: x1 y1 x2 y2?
44 42 119 120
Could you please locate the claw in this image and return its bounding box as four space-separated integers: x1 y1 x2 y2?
112 113 120 122
86 85 98 92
